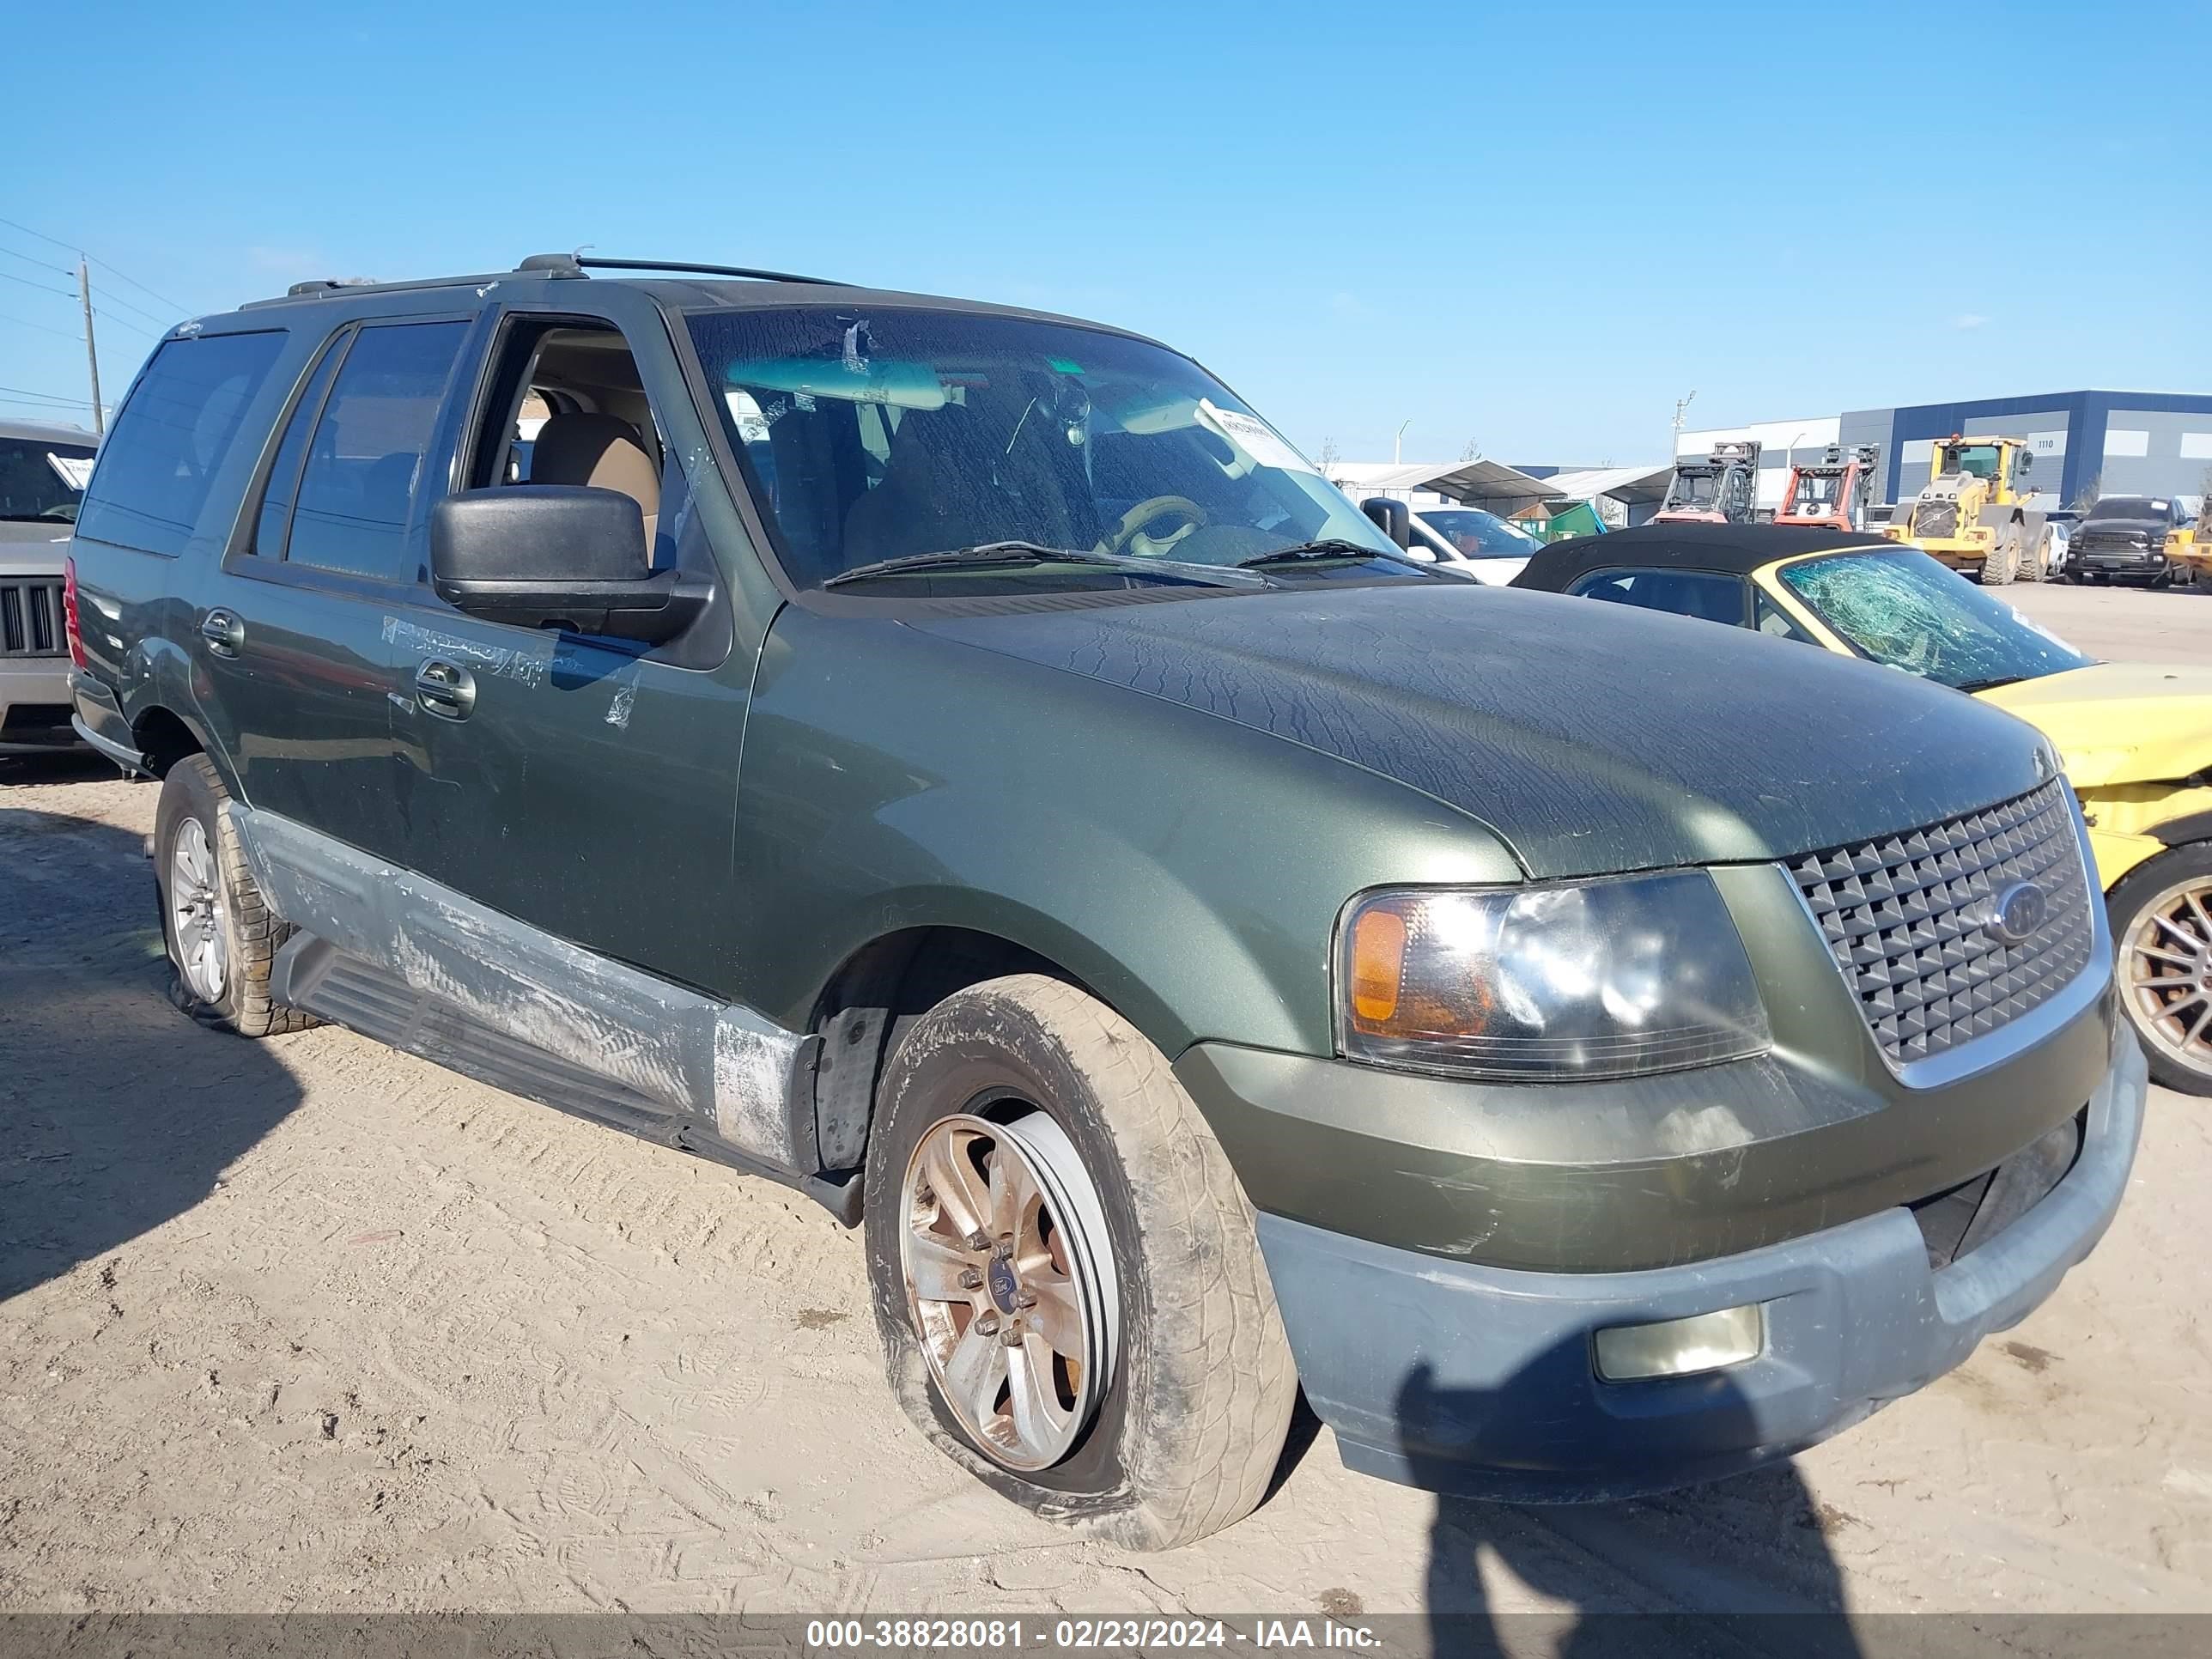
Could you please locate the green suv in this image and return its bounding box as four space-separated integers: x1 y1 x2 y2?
65 255 2145 1547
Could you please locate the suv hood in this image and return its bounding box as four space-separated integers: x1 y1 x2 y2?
1978 662 2212 787
918 584 2051 878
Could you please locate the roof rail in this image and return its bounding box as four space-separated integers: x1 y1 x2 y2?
245 254 848 311
515 253 844 286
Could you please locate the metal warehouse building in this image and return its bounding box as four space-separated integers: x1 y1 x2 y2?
1680 390 2212 514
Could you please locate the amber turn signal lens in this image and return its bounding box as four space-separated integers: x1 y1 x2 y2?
1349 907 1407 1024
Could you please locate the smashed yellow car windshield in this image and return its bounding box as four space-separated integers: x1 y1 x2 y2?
1778 549 2093 691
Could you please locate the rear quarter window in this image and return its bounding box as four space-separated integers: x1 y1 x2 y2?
76 331 287 558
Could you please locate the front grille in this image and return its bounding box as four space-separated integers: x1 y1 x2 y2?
1914 499 1960 538
0 578 67 658
1790 781 2095 1068
2076 533 2150 556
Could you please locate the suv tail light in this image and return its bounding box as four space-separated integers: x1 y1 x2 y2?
63 556 87 669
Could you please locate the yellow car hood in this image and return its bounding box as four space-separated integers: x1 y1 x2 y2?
1977 662 2212 787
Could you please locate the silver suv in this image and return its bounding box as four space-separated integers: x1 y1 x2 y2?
2 416 97 755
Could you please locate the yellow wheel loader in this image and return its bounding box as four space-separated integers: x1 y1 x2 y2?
1881 435 2051 585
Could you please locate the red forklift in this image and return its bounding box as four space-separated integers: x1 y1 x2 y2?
1775 445 1881 532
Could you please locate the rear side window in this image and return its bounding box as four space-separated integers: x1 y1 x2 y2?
252 334 349 559
1570 568 1749 628
283 321 469 581
76 331 286 557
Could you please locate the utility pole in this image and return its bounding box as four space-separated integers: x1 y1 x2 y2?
77 258 104 435
1669 390 1696 463
1395 418 1412 464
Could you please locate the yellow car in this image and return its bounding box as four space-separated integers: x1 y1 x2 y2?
1515 525 2212 1094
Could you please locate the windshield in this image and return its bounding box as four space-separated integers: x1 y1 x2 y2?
1782 472 1842 513
1940 443 2001 480
1776 547 2094 690
2085 496 2166 522
1417 507 1539 558
1668 471 1719 506
687 307 1411 591
0 435 97 523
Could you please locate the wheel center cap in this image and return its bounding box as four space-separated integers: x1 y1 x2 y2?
986 1254 1019 1314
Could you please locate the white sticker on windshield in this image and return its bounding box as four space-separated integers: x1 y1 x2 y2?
1196 398 1318 476
46 453 94 490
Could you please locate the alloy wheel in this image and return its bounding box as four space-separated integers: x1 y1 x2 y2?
2123 876 2212 1083
899 1108 1119 1472
169 817 228 1004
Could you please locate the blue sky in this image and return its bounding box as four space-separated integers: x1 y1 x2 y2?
6 1 2206 465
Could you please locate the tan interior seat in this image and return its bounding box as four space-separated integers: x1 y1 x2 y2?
529 411 660 551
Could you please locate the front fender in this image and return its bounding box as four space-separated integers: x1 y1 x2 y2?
728 610 1520 1059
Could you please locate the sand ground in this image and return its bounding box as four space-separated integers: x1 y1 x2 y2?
3 581 2207 1632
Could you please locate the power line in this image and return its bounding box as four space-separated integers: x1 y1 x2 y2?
85 286 173 329
93 308 158 338
0 244 71 278
0 383 93 408
0 214 189 314
0 310 82 342
89 256 186 316
0 267 74 300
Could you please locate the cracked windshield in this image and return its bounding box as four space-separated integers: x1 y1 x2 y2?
688 307 1416 591
1777 547 2094 690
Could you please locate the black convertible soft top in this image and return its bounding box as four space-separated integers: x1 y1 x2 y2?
1510 524 1891 592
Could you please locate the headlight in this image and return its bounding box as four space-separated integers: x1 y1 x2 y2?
1336 873 1768 1081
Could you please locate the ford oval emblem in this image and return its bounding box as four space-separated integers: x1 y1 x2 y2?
1984 881 2048 945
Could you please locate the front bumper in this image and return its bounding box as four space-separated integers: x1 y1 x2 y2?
1252 1024 2145 1503
0 657 80 754
2071 545 2166 578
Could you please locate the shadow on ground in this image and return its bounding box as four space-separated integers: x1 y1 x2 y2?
1389 1355 1867 1656
0 774 304 1303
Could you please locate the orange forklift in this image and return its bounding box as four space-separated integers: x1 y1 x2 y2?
1775 444 1881 532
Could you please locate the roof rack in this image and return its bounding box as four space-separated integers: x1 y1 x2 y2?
246 253 846 311
515 253 844 286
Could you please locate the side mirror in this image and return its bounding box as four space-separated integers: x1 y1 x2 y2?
2016 451 2033 474
1360 496 1411 548
430 486 707 644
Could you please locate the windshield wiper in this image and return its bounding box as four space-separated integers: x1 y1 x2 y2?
1233 538 1407 570
823 541 1254 590
1954 674 2029 693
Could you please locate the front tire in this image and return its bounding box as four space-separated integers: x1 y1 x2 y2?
2108 843 2212 1095
1983 528 2020 586
863 974 1295 1548
153 755 316 1036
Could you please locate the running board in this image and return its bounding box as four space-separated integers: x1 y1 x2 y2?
270 934 863 1224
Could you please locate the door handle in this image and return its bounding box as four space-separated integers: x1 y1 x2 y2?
199 609 244 658
414 657 477 721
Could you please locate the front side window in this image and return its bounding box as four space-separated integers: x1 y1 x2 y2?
688 307 1414 592
1417 507 1540 559
1753 591 1816 642
76 331 286 557
1776 547 2094 690
285 321 469 581
0 434 96 525
1570 568 1748 628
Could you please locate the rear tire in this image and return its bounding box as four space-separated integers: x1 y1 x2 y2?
153 755 316 1037
863 974 1296 1549
2107 843 2212 1096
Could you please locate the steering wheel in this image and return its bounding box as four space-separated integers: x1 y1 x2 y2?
1099 495 1210 557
